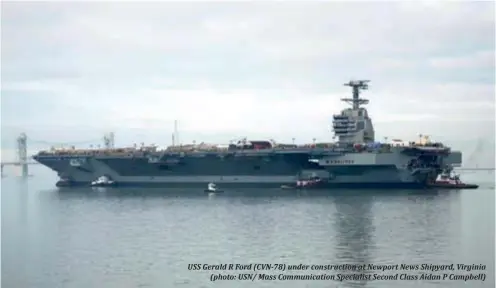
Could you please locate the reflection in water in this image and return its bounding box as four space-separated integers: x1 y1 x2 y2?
327 190 464 288
17 178 30 224
3 178 493 288
3 178 30 288
332 193 374 288
53 187 446 199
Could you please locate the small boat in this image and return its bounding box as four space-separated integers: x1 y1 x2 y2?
56 180 72 187
427 170 478 189
281 177 324 190
90 175 116 187
204 182 224 193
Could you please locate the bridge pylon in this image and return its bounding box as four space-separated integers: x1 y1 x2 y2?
17 133 28 177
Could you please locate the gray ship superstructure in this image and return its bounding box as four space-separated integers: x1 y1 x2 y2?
34 80 462 189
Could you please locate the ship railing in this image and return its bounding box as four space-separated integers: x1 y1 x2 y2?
37 147 147 156
165 146 230 153
43 143 448 156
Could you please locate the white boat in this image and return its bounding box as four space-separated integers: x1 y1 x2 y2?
204 182 223 193
90 175 115 187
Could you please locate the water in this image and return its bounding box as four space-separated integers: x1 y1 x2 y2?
1 166 495 288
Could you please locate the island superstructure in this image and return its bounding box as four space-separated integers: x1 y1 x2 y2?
33 80 462 188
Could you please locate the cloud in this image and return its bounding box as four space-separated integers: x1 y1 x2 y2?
429 51 495 69
1 1 494 158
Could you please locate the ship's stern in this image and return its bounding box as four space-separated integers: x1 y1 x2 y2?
443 150 462 168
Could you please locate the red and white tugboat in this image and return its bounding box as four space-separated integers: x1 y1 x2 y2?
428 168 478 189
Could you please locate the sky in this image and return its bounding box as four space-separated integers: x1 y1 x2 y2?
1 1 495 165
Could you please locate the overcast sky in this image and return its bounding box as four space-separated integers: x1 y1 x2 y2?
1 1 494 164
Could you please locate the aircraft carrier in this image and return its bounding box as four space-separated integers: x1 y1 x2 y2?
33 80 462 189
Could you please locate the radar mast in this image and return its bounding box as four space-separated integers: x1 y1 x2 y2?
341 80 370 110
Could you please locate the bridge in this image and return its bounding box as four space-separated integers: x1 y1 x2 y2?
1 133 114 177
1 161 39 166
0 133 493 177
455 168 495 173
457 168 495 171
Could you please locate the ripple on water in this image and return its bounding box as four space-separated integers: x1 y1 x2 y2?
1 180 494 288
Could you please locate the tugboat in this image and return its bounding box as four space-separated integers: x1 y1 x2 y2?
204 182 224 193
56 176 81 187
56 178 73 187
428 167 478 189
281 176 325 190
90 175 116 187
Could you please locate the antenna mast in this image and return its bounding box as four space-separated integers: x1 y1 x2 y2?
341 80 370 110
174 120 179 146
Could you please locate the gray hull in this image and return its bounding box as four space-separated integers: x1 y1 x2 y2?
35 148 462 189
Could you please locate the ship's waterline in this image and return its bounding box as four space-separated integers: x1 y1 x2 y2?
60 179 427 189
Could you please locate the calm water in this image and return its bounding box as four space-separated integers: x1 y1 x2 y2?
1 166 495 288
